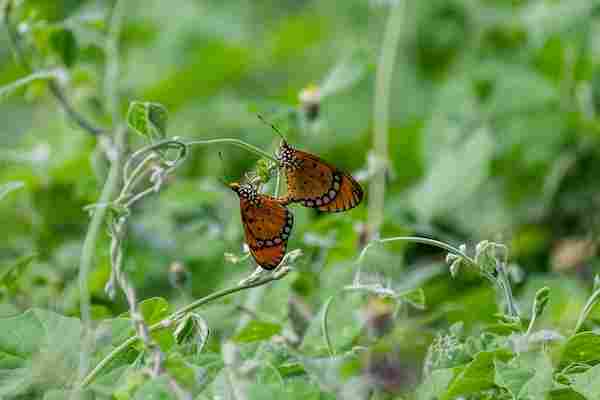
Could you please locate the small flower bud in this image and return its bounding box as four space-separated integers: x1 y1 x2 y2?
449 259 462 278
445 253 459 264
532 286 550 319
168 261 189 289
299 84 322 121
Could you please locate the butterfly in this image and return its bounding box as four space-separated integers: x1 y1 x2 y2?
276 140 363 212
229 182 294 270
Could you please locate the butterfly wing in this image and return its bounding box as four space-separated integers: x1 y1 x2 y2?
239 195 293 270
282 148 363 212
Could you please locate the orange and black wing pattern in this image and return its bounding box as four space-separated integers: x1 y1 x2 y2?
230 183 293 270
277 142 363 213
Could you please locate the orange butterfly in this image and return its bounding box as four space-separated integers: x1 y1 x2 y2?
277 141 363 212
229 182 294 270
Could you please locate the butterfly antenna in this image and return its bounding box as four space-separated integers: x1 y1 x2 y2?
257 114 287 143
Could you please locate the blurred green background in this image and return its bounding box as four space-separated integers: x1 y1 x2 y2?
2 0 600 397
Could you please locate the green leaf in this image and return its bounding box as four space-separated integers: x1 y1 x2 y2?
571 364 600 399
560 332 600 368
164 354 196 389
49 28 78 67
398 287 426 310
0 309 81 397
127 101 168 142
495 357 535 399
549 389 587 400
119 297 173 351
43 389 93 400
416 368 455 400
132 376 176 400
232 320 282 343
0 253 36 290
139 297 171 324
494 352 553 400
0 181 24 201
120 297 171 324
517 352 554 400
443 349 512 399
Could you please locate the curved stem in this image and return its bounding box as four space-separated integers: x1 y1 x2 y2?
361 236 476 266
80 268 290 387
368 1 405 239
185 138 277 163
321 295 336 357
574 288 600 334
123 139 187 182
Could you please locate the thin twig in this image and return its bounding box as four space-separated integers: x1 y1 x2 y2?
0 70 59 99
322 295 336 357
574 288 600 334
105 0 125 123
80 268 290 388
368 1 405 240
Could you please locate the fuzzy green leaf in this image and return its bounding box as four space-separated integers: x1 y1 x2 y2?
0 309 81 397
399 287 426 310
560 332 600 368
416 368 455 400
571 364 600 399
232 320 281 343
443 349 512 399
127 101 168 142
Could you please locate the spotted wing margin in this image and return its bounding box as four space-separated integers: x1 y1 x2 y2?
282 148 363 212
240 196 293 269
318 172 363 212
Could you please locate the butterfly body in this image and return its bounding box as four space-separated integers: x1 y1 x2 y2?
230 182 293 270
277 142 363 212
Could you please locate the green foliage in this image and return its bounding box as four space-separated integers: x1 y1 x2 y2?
127 101 168 142
232 320 282 343
2 0 600 398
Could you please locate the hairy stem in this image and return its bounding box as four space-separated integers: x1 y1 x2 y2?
368 1 405 239
80 268 290 388
77 125 126 385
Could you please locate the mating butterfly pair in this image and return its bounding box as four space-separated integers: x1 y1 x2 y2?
230 140 363 269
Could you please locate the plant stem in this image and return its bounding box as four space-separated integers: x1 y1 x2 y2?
0 70 58 99
361 236 476 265
322 295 336 357
368 1 405 240
574 288 600 334
105 0 124 124
80 268 290 388
77 125 126 385
186 138 278 163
